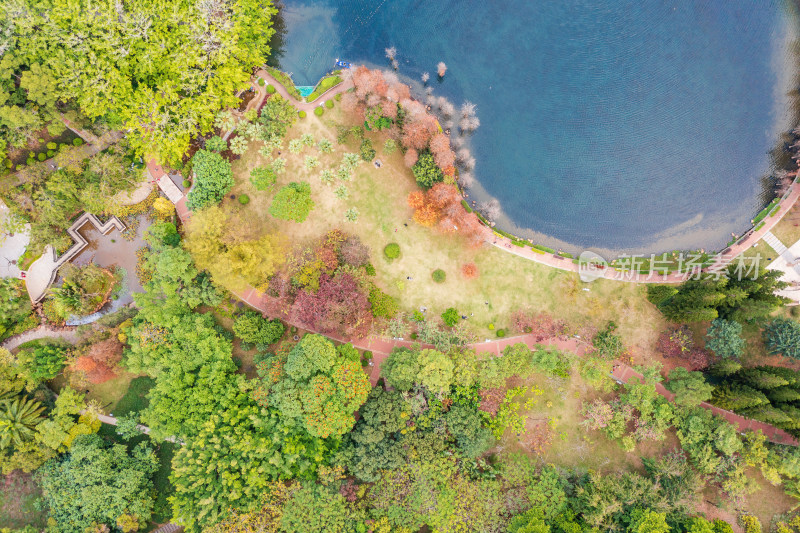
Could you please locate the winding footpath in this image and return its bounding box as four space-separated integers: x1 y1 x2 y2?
1 325 79 351
143 71 799 447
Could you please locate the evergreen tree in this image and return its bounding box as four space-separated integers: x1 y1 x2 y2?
708 359 742 378
711 384 769 411
768 386 800 404
764 318 800 359
704 318 744 359
740 369 790 390
740 405 793 426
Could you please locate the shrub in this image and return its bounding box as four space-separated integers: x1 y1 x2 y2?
233 310 284 347
496 329 506 338
432 269 446 283
73 138 83 146
412 151 444 187
325 99 334 109
37 153 46 161
383 243 400 261
46 142 57 150
705 318 744 359
266 84 276 94
359 139 376 162
47 150 54 157
238 194 250 205
205 135 228 152
368 287 398 318
182 179 191 188
764 318 800 359
462 263 478 279
384 139 397 154
250 166 277 190
314 106 324 116
364 263 376 276
442 307 460 327
298 110 307 118
269 182 315 222
257 77 266 86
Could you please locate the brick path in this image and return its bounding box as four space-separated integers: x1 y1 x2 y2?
611 364 798 445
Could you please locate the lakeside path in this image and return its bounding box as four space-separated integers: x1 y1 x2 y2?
252 69 354 113
489 179 800 284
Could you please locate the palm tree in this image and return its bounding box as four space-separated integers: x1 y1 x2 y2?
0 396 45 449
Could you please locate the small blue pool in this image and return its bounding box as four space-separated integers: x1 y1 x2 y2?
296 86 314 98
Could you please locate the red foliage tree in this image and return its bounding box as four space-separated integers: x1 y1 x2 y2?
408 184 490 246
72 338 123 384
510 310 566 340
291 273 372 338
461 263 478 279
429 134 456 169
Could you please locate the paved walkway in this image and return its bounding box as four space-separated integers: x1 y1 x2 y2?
252 69 354 112
611 364 798 445
1 325 78 351
491 180 800 284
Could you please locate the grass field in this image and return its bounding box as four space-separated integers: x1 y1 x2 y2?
211 106 667 356
0 472 46 530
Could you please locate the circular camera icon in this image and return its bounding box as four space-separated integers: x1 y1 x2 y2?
578 251 608 283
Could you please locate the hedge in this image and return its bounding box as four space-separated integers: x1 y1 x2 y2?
306 74 343 102
460 199 473 212
533 244 555 254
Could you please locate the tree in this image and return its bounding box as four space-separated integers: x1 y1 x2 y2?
258 95 297 139
627 509 670 533
666 367 713 407
507 509 550 533
36 434 158 533
290 273 373 338
705 318 744 358
270 182 315 222
380 347 419 392
412 151 444 187
186 150 233 211
233 310 284 348
205 136 228 152
381 347 454 396
443 403 494 458
442 307 459 327
764 318 800 359
250 165 277 190
1 0 277 163
264 334 371 439
712 384 769 411
16 343 66 385
72 337 123 384
0 396 44 449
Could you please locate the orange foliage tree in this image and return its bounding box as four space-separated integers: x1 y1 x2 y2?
461 263 479 279
73 337 123 384
407 184 490 246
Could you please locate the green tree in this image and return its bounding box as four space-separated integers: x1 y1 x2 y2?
412 151 444 187
16 344 66 385
764 318 800 359
441 307 459 327
507 509 550 533
36 434 158 533
232 310 284 348
0 396 44 449
269 182 315 222
711 384 769 411
186 150 234 211
380 347 419 392
443 403 494 458
279 482 359 533
627 509 670 533
205 136 227 152
258 95 297 139
264 334 371 439
705 318 744 358
666 367 714 407
250 165 277 190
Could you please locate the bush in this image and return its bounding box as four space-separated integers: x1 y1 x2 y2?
298 110 307 118
705 318 744 358
266 84 276 94
325 99 334 109
250 166 277 191
314 106 324 116
238 194 250 205
496 329 506 338
73 138 84 146
233 311 285 347
359 139 376 162
442 307 460 327
432 269 446 283
37 153 46 161
46 142 57 150
182 179 191 188
205 135 228 152
364 263 376 276
47 150 54 157
269 182 315 222
384 139 397 155
412 151 444 187
764 318 800 359
383 243 400 261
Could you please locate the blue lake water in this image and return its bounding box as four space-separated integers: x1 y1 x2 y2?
275 0 798 254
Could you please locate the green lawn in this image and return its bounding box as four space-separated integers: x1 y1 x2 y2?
208 106 666 357
112 375 155 416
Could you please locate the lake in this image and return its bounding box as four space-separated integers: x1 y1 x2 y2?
274 0 798 254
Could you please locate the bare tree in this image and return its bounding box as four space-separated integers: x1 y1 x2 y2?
478 198 501 221
391 59 399 70
437 97 455 117
421 72 430 83
385 47 397 60
458 172 475 188
459 116 481 133
460 101 477 118
437 62 447 77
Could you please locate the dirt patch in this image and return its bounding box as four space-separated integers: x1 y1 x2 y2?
0 471 46 529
